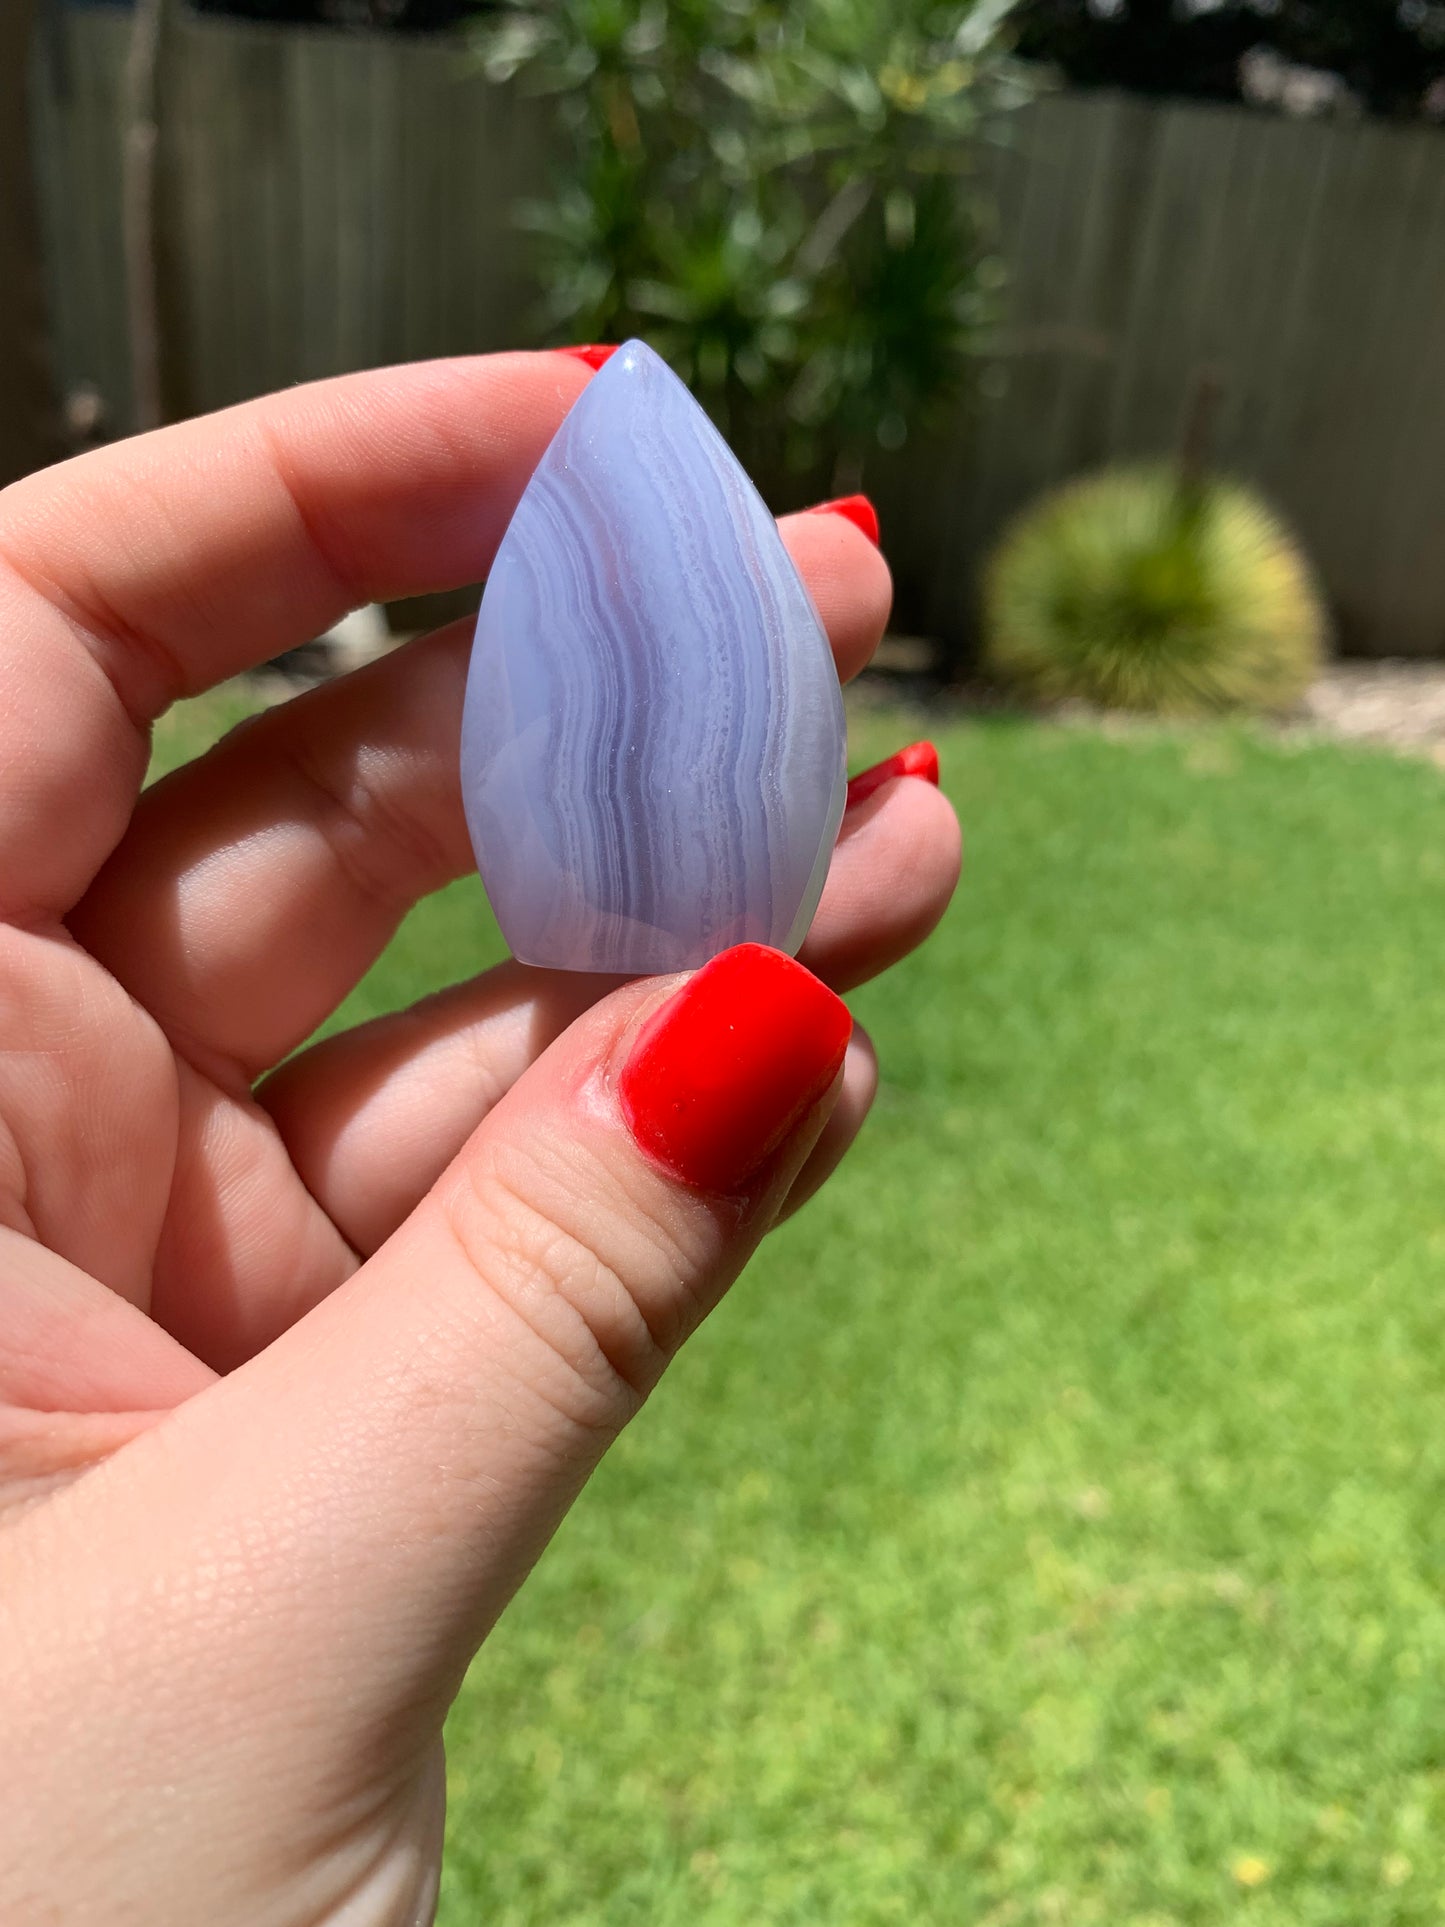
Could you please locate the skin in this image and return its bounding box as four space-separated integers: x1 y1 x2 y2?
0 354 961 1927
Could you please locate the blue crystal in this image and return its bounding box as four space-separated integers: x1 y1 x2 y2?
461 339 847 974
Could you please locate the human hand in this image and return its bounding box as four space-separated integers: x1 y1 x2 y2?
0 354 960 1925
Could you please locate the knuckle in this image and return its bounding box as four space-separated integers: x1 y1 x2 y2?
283 733 455 917
442 1139 680 1436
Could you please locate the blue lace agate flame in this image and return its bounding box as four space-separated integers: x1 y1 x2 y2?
461 339 847 974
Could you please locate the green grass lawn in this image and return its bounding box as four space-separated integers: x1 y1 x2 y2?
153 692 1445 1925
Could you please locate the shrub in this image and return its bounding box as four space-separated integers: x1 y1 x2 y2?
982 465 1326 715
475 0 1030 486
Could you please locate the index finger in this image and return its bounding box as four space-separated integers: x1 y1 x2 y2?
0 354 589 918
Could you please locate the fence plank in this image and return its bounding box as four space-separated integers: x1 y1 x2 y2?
33 6 133 430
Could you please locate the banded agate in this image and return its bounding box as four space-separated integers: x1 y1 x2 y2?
461 339 847 974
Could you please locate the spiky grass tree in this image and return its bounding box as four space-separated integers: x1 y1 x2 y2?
983 465 1326 715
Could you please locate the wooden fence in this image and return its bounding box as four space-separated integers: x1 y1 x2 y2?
887 91 1445 658
29 5 548 432
24 6 1445 656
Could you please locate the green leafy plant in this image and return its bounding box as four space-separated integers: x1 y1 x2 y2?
982 465 1327 716
476 0 1027 484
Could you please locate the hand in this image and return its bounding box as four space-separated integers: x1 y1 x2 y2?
0 354 960 1925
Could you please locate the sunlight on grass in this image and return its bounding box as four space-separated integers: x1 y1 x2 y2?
154 683 1445 1925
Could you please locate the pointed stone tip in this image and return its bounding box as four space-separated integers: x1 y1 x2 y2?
573 338 700 426
608 339 682 387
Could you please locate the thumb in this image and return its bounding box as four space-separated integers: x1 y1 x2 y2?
8 946 850 1914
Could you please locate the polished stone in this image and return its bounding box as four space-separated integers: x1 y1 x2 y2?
461 339 846 973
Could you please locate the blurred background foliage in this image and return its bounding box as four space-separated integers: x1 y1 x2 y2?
1012 0 1445 121
190 0 1445 121
983 465 1326 716
474 0 1031 489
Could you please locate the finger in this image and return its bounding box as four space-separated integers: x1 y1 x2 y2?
0 1226 216 1513
0 352 593 918
779 1027 879 1220
259 768 956 1252
778 505 892 681
10 949 849 1911
71 619 478 1089
804 756 961 993
70 510 891 1085
0 1227 214 1415
259 962 610 1255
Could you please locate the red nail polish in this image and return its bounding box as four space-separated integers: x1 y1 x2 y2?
619 945 852 1194
553 344 618 371
806 493 881 547
845 740 940 809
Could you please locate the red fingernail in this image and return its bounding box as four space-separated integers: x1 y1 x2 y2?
553 344 618 371
845 740 940 809
620 945 852 1194
806 493 880 547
